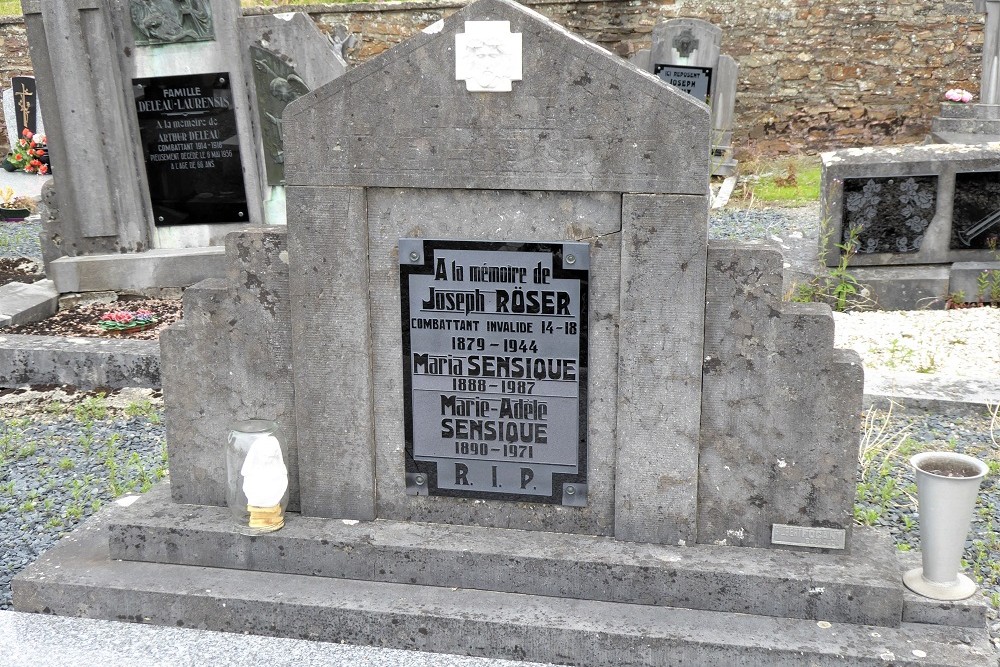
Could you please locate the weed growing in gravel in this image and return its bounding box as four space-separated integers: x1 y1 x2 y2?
854 404 911 526
125 399 161 425
789 223 875 312
73 393 108 423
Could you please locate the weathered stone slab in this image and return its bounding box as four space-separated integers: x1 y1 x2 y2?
284 0 709 195
21 0 148 251
0 279 58 327
239 11 346 224
161 230 296 509
47 247 227 293
949 261 1000 303
615 193 708 546
286 186 375 520
14 499 994 667
821 144 1000 268
0 334 158 389
697 241 864 550
849 265 952 310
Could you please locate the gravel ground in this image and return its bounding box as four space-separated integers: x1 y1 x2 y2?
0 205 995 653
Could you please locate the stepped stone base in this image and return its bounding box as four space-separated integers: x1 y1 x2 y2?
13 485 993 667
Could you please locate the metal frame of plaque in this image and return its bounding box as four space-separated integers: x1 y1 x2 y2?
653 64 713 105
400 240 589 506
133 72 249 227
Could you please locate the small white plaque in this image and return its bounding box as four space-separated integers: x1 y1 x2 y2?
772 524 846 550
455 21 523 92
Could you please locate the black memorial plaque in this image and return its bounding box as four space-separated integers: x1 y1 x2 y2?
952 171 1000 250
400 240 589 505
133 72 248 226
12 76 39 139
653 64 713 104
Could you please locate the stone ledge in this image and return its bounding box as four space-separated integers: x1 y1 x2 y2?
0 279 58 327
14 495 994 667
0 334 159 389
110 484 903 627
47 247 227 294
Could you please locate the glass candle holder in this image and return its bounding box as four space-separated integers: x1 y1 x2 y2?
226 420 289 534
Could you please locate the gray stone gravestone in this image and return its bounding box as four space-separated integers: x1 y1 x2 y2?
2 75 46 145
11 2 992 664
638 18 739 176
19 1 342 294
930 0 1000 143
821 144 1000 309
240 12 347 226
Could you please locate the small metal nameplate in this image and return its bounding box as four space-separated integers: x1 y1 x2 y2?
771 524 846 550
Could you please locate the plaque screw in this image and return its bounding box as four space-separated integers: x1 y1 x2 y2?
238 212 245 218
415 475 426 486
565 485 576 496
219 77 227 84
566 254 576 265
157 216 164 223
409 251 421 262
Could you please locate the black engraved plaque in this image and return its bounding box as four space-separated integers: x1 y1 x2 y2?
841 175 937 254
400 240 589 505
952 171 1000 250
12 76 38 138
133 73 248 226
653 64 713 104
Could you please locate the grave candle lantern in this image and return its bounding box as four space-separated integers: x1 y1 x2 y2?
225 420 288 533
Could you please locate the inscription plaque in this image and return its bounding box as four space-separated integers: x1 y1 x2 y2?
133 72 249 226
12 76 38 139
653 64 712 104
771 524 846 550
400 240 589 505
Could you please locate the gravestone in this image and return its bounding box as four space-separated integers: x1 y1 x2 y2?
12 2 992 665
930 0 1000 143
19 1 343 293
632 18 739 176
2 75 46 145
240 12 347 225
821 144 1000 309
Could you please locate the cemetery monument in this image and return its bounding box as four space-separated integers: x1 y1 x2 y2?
631 18 739 177
12 1 993 665
19 0 342 293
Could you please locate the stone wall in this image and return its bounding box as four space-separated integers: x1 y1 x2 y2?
0 1 987 153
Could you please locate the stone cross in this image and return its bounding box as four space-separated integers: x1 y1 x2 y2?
976 0 1000 104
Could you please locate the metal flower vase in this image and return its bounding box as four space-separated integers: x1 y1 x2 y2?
225 420 289 534
903 451 989 601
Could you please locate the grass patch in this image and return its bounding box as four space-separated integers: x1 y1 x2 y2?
733 154 822 207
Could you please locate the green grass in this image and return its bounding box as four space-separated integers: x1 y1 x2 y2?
735 155 822 207
0 1 19 17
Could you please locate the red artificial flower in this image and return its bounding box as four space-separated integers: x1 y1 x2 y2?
39 165 48 175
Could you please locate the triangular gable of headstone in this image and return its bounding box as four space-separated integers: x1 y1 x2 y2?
284 0 709 195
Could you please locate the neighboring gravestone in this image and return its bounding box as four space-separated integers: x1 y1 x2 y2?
821 144 1000 308
2 76 45 144
11 2 992 664
19 1 343 294
240 12 347 225
930 0 1000 142
634 18 739 176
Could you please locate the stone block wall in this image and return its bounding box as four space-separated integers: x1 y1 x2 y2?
0 1 988 152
